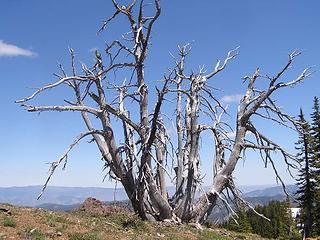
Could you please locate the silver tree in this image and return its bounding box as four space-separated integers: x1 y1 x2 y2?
17 0 312 225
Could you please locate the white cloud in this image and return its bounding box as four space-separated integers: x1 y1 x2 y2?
221 94 243 104
0 40 36 57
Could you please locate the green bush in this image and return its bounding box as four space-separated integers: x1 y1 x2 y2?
3 217 16 227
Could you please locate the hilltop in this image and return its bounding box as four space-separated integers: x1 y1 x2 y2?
0 201 269 240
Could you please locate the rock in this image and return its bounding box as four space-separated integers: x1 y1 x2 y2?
30 228 37 234
157 233 165 237
76 197 129 216
0 233 7 239
56 231 62 236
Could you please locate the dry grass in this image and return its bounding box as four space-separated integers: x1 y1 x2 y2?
0 204 269 240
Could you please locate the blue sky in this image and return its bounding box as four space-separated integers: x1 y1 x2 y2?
0 0 319 188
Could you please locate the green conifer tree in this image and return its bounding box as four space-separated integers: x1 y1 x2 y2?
295 108 316 238
224 209 252 233
246 201 295 239
310 96 320 235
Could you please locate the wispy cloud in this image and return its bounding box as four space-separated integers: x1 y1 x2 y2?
221 94 243 104
0 40 36 57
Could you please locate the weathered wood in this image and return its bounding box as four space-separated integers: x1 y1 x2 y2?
17 0 311 225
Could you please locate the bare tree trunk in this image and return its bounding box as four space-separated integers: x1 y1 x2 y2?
156 121 167 200
17 0 312 225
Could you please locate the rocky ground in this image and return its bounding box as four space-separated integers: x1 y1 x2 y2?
0 199 270 240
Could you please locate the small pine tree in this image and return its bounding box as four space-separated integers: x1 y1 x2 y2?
310 97 320 235
295 108 316 238
224 201 297 239
248 201 295 239
224 209 252 233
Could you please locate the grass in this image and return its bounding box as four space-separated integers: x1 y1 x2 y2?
46 213 69 227
3 216 16 227
198 230 230 240
0 203 272 240
55 223 68 233
117 214 146 230
20 228 46 240
69 232 101 240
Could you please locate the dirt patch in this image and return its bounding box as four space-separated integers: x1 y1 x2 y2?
76 197 129 216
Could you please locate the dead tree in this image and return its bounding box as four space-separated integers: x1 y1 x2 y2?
17 0 312 224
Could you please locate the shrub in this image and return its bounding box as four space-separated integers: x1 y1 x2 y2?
3 217 16 227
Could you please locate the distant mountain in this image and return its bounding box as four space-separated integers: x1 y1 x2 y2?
244 195 286 206
0 184 297 211
36 203 80 212
36 199 133 212
243 185 297 198
238 184 279 194
0 186 127 207
207 184 298 223
241 184 298 208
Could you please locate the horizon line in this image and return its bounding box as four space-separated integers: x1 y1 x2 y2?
0 183 295 189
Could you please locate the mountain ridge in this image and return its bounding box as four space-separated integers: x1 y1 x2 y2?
0 184 297 209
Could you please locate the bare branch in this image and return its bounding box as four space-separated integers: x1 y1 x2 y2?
22 104 101 116
37 130 104 200
98 9 121 34
15 76 94 103
205 46 240 79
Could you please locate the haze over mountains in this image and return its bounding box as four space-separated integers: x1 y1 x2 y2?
0 184 297 211
0 186 128 207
